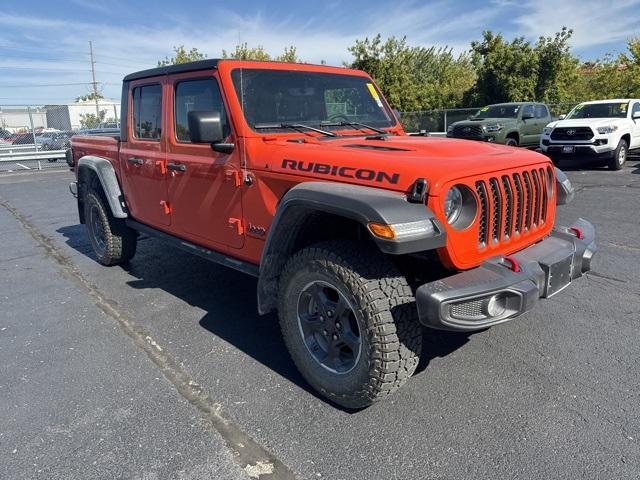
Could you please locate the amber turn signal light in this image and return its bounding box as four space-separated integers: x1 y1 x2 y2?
368 222 396 240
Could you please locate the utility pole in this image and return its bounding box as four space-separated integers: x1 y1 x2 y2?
89 41 100 118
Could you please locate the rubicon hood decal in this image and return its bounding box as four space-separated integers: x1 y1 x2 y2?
282 159 400 185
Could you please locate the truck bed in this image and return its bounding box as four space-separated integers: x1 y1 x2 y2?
70 134 120 175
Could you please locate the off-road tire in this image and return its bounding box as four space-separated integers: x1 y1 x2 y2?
608 138 628 170
505 136 519 147
278 240 422 409
84 189 137 266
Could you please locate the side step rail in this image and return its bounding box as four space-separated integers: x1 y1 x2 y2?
126 219 259 277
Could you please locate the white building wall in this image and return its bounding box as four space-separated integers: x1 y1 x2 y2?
0 108 47 132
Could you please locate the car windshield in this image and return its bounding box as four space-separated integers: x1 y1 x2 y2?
472 105 521 119
566 102 629 119
231 69 396 133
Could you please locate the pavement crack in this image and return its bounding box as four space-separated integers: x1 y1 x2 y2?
0 196 296 480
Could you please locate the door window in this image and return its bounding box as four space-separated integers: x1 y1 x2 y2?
522 105 535 118
535 104 549 119
132 84 162 140
174 79 229 142
632 102 640 118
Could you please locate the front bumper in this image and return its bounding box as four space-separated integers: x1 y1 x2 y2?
416 218 596 332
541 141 614 159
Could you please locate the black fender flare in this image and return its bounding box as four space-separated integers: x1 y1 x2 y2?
554 167 575 205
77 156 128 218
257 181 446 314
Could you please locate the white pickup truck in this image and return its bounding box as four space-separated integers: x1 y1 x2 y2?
540 99 640 170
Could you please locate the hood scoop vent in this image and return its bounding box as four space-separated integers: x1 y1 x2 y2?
343 144 412 152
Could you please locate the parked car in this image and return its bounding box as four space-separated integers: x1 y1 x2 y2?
447 102 552 147
540 99 640 170
68 59 596 408
37 131 73 150
0 128 12 140
12 133 36 145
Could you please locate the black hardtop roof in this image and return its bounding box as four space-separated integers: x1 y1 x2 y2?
123 59 220 82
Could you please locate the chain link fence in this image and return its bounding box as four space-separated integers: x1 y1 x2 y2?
399 103 578 134
1 100 579 173
0 101 120 173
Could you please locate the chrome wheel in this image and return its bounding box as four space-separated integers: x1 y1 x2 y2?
618 144 626 165
296 280 361 374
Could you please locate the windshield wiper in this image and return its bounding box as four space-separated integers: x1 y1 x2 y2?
254 122 337 137
320 121 388 135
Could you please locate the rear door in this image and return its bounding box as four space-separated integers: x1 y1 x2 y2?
119 79 170 227
165 71 244 249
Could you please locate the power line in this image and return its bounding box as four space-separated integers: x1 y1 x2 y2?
0 82 96 88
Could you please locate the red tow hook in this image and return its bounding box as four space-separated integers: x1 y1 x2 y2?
569 226 584 240
503 256 521 273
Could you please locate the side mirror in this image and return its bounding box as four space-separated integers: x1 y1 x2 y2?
522 112 534 120
558 114 566 120
187 111 234 153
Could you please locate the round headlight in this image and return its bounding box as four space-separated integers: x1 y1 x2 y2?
444 186 463 223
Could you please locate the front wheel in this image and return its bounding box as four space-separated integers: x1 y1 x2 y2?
504 137 519 147
608 139 628 170
278 240 422 408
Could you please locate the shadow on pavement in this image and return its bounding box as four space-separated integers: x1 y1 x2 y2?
57 224 470 410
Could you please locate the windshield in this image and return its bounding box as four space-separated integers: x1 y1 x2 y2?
231 69 396 133
566 102 629 119
472 105 521 119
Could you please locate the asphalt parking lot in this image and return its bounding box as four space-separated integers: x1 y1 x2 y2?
1 158 639 480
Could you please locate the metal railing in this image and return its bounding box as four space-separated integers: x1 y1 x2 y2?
0 148 67 172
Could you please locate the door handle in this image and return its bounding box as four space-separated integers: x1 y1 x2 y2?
127 157 144 165
167 162 186 172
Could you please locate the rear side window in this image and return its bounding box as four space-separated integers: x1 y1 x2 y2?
535 104 549 119
174 79 229 142
132 84 162 140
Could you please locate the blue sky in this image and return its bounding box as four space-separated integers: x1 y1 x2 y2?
1 0 639 104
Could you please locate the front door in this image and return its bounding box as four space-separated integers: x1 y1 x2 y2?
519 104 538 146
630 102 640 149
165 72 244 249
119 80 170 227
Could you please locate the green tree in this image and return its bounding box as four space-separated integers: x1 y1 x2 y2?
534 27 579 103
75 92 104 102
158 45 207 66
221 43 300 62
79 110 106 128
348 34 475 111
466 31 538 105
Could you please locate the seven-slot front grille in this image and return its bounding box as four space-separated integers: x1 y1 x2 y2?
474 167 552 248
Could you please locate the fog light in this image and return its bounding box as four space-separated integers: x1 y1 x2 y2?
483 294 507 317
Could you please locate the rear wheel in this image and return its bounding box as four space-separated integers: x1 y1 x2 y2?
608 139 627 170
84 189 137 266
278 240 422 409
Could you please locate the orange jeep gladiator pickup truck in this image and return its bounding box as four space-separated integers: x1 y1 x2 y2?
68 59 596 408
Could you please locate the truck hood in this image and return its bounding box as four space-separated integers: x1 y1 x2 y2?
453 117 517 126
257 134 551 195
546 117 628 128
